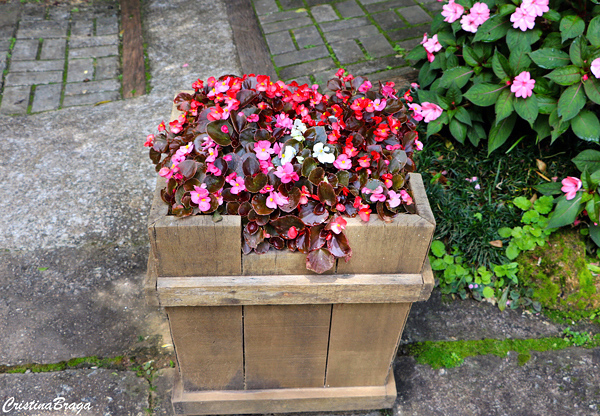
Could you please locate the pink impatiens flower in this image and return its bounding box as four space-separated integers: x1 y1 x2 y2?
561 177 582 200
408 103 424 121
420 33 442 63
333 154 352 170
254 140 275 161
420 102 443 123
442 0 464 23
522 0 549 17
591 58 600 79
470 2 490 25
460 13 479 33
510 6 537 31
511 71 536 98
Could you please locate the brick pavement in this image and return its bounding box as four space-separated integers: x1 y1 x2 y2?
0 2 121 115
253 0 435 86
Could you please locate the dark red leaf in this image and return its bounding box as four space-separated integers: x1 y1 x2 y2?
251 193 275 215
238 201 252 216
255 241 271 254
242 153 260 176
318 182 337 206
298 200 329 225
244 172 268 193
270 215 305 238
243 226 264 249
178 159 197 179
306 248 335 274
309 224 327 251
308 167 325 185
328 231 352 258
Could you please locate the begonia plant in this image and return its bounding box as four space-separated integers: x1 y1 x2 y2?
406 0 600 154
146 71 423 274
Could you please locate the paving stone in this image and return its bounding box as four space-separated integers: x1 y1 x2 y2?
312 68 344 87
70 34 119 48
40 38 67 60
47 6 71 21
323 24 380 43
67 58 95 82
365 0 417 13
395 36 423 51
259 9 308 24
20 4 46 21
16 20 68 39
273 44 329 67
364 65 417 85
279 0 305 9
335 0 365 18
0 370 148 416
372 10 406 30
95 56 120 80
330 39 364 64
69 45 119 59
319 16 370 32
426 1 444 12
305 0 331 5
265 30 296 55
95 16 119 35
360 33 396 58
5 71 63 87
64 79 120 96
418 0 439 3
71 20 94 37
278 56 336 80
360 0 390 3
0 56 5 75
398 5 432 24
387 25 430 41
153 368 177 416
11 39 39 61
10 59 64 72
0 86 30 114
0 25 14 39
254 0 279 16
262 16 313 34
62 90 121 107
293 25 324 48
291 76 312 86
0 39 10 52
31 83 62 113
346 55 406 75
311 4 339 22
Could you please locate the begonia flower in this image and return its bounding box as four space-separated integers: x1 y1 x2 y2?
330 216 347 234
400 190 413 205
333 154 352 170
387 190 401 208
144 134 154 147
254 140 275 161
358 80 372 93
274 163 299 183
420 102 443 123
280 145 297 165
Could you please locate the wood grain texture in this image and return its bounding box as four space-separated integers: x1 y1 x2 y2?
166 306 244 391
157 272 424 306
243 304 331 389
420 257 435 301
226 0 276 78
243 250 334 276
171 369 396 415
120 0 146 98
145 254 159 307
325 303 411 387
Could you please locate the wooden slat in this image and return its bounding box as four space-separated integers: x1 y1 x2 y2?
325 303 411 387
120 0 146 98
172 369 396 415
410 173 436 227
157 272 425 306
166 306 244 391
244 305 330 389
145 254 159 307
226 0 276 78
420 257 435 301
243 250 334 276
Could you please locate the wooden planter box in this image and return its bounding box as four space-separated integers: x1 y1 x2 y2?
146 103 436 415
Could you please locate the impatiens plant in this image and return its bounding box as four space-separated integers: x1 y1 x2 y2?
406 0 600 154
146 71 422 274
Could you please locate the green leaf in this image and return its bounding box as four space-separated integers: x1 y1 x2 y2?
533 115 551 141
586 196 600 224
560 15 585 43
436 30 457 47
569 36 585 67
206 120 233 146
514 196 532 210
482 286 495 299
543 9 561 22
498 227 513 238
454 106 471 126
572 149 600 173
522 210 540 224
464 83 506 106
488 113 517 154
509 44 532 73
449 118 468 143
588 16 600 47
534 181 563 195
430 240 447 257
462 45 479 66
405 44 427 61
549 108 571 143
590 224 600 247
495 88 514 123
557 83 586 122
439 66 474 89
513 93 538 126
534 195 554 214
492 50 512 79
426 111 449 137
533 77 557 95
506 28 541 51
417 88 439 104
473 15 511 43
536 95 557 115
546 193 583 229
467 122 486 146
583 78 600 105
506 244 520 260
545 65 582 86
529 48 571 69
571 110 600 143
418 61 437 88
446 83 463 105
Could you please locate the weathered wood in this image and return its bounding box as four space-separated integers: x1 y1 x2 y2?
410 173 436 227
157 272 424 306
420 257 435 301
244 304 331 389
166 306 244 391
226 0 276 78
325 303 411 387
171 370 396 415
145 254 159 307
120 0 146 98
243 250 334 276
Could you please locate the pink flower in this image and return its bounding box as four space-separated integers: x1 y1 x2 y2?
144 134 154 147
381 82 397 99
522 0 549 17
226 173 246 194
206 162 221 176
420 102 443 123
414 139 423 151
442 0 464 23
358 80 372 93
469 2 490 25
274 162 299 183
387 190 401 208
247 113 259 123
330 216 347 234
421 34 442 54
259 184 274 194
206 146 218 163
221 125 229 134
254 140 275 161
333 154 352 170
511 71 535 98
266 191 289 209
561 176 582 200
591 58 600 79
191 185 212 211
400 190 413 205
408 103 424 121
370 186 386 203
510 6 536 31
275 113 293 130
259 159 274 174
460 13 479 33
366 98 386 112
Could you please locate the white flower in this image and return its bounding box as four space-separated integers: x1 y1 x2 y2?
280 145 297 165
312 142 335 164
290 119 307 141
296 155 305 163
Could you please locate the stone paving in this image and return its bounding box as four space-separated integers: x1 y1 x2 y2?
0 2 121 115
253 0 438 86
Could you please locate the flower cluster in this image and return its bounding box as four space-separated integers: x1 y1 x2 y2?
510 0 549 32
146 70 423 273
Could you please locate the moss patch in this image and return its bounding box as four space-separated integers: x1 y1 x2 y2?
518 230 600 323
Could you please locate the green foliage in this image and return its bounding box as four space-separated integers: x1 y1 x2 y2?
407 0 600 153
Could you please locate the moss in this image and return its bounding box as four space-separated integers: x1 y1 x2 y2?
2 356 126 374
517 352 531 366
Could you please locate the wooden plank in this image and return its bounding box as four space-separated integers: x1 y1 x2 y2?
410 173 436 227
145 253 159 307
244 304 331 389
157 272 425 306
166 306 244 391
325 303 411 387
226 0 276 78
172 370 396 415
120 0 146 98
243 250 334 276
420 257 435 301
